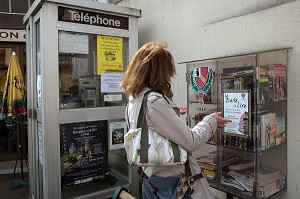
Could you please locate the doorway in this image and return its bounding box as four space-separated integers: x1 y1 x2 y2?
0 42 28 177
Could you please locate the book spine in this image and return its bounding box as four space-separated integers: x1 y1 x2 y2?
260 179 284 198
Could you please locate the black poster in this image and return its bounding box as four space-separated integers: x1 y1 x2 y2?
60 121 106 187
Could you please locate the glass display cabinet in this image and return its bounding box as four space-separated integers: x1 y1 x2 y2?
186 49 288 199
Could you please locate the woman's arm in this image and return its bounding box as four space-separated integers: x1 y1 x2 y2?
147 96 214 152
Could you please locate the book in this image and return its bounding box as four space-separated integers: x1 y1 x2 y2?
258 167 280 181
229 160 254 171
221 78 234 90
197 161 217 170
259 173 286 185
269 65 287 102
276 116 285 135
221 174 246 191
234 76 245 90
260 178 285 198
196 151 240 169
198 150 239 161
260 113 277 150
258 75 274 103
197 153 217 163
228 171 253 192
275 116 286 146
202 168 216 179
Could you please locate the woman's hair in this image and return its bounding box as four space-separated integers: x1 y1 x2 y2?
120 42 176 97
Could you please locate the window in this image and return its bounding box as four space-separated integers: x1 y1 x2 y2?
58 31 129 109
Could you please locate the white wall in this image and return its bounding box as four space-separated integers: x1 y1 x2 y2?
118 0 300 198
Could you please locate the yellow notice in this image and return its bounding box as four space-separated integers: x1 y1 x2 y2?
97 35 123 75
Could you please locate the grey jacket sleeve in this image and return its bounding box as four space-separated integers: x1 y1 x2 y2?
146 95 217 152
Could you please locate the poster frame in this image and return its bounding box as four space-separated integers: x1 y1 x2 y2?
108 120 127 150
222 90 251 138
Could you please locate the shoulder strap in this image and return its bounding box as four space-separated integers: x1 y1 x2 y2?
139 90 153 163
138 90 181 164
125 104 130 129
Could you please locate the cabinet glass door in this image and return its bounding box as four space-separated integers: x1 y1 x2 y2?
256 50 288 199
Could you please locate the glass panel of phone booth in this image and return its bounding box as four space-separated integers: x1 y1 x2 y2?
58 31 128 110
256 50 288 197
186 60 218 182
217 55 257 198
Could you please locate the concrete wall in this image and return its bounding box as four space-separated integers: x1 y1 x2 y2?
118 0 300 198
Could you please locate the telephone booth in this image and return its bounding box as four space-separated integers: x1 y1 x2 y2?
24 1 141 198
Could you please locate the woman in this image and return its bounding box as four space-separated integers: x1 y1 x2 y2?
120 42 231 198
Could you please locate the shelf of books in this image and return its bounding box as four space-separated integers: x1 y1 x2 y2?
187 49 288 199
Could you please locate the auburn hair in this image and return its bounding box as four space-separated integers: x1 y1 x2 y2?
120 42 176 97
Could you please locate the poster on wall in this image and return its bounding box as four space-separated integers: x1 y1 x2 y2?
60 121 107 187
97 35 123 75
222 90 251 137
108 121 127 150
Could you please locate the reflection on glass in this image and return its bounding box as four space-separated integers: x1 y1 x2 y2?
58 31 129 109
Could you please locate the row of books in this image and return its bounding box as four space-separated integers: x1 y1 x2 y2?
221 64 287 104
259 65 287 103
260 113 286 150
223 135 254 151
220 112 286 151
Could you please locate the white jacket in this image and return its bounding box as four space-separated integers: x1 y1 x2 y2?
126 88 216 199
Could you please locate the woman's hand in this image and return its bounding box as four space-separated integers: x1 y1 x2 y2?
210 112 231 128
179 107 188 115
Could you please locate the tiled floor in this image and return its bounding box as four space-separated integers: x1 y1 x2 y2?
0 160 29 199
0 178 29 199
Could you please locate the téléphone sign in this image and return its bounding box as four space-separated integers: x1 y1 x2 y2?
0 29 26 42
223 90 251 137
58 7 129 30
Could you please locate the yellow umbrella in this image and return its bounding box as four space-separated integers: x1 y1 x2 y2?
0 52 28 189
0 52 26 126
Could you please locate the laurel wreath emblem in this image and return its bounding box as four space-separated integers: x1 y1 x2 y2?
189 67 214 94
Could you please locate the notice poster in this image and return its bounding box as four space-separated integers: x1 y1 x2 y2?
108 121 127 150
97 35 123 74
59 32 89 54
101 72 124 93
61 121 106 187
223 91 250 137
